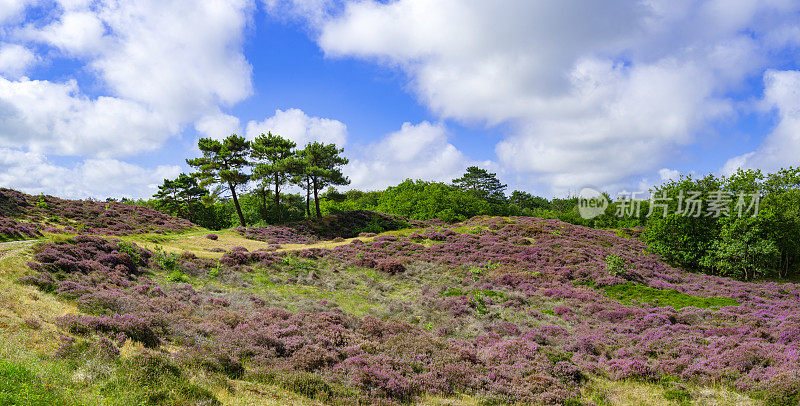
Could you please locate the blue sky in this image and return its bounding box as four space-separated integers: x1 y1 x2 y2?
1 0 799 199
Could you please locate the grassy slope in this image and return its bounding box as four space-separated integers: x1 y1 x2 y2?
0 225 762 405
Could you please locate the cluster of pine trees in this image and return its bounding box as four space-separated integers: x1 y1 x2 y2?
157 133 349 228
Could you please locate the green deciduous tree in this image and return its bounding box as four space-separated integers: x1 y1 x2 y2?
186 134 251 227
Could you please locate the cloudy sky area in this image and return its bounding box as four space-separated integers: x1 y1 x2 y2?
1 0 799 199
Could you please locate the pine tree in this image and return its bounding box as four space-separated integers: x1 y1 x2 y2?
452 166 507 203
300 142 350 218
251 132 296 222
187 135 250 227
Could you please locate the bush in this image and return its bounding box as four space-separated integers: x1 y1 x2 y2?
205 233 218 240
376 260 405 275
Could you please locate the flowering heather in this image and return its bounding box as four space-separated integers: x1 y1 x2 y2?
21 216 800 404
0 188 195 235
0 216 42 241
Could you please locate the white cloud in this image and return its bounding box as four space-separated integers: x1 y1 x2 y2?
299 0 800 192
722 70 800 174
0 42 35 77
245 108 347 146
262 0 336 26
0 0 32 24
196 112 241 140
346 121 470 190
25 10 107 55
658 168 681 182
89 0 254 122
0 148 180 199
0 77 174 157
1 0 254 158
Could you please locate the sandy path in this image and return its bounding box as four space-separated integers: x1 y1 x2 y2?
0 240 37 258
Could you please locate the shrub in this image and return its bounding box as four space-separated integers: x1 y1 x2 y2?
151 246 181 272
376 260 405 275
206 233 219 240
605 254 628 276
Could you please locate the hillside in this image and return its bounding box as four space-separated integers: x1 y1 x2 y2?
0 199 798 404
0 188 195 236
235 210 432 244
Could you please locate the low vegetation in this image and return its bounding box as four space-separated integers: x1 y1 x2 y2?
1 197 798 404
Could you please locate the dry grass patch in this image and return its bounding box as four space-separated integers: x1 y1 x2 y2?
582 376 762 406
0 250 81 355
124 229 372 259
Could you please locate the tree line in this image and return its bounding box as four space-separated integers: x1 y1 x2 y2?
142 139 800 280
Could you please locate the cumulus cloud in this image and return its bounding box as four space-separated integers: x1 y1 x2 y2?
245 108 348 146
346 121 470 190
0 77 174 157
0 0 33 24
722 70 800 174
296 0 800 192
0 42 35 77
23 10 107 55
88 0 254 122
0 148 180 199
1 0 254 159
196 112 242 140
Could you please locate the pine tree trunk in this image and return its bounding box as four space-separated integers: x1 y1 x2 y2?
313 175 321 218
274 173 280 222
306 176 311 217
260 187 268 223
230 182 246 228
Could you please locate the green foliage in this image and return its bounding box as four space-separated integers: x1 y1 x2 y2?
643 168 800 280
601 282 739 310
300 142 350 218
35 195 49 209
116 241 144 267
355 215 409 234
376 179 491 221
186 134 251 227
208 260 222 278
248 369 357 402
466 260 499 281
166 270 189 283
153 173 208 224
452 166 507 203
0 358 72 405
604 254 628 276
151 246 180 273
251 132 297 222
471 290 489 315
700 217 780 280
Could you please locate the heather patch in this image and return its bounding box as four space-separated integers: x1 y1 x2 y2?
12 216 800 404
0 216 42 242
0 188 195 235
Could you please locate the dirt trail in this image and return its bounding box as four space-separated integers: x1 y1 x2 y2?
0 240 37 258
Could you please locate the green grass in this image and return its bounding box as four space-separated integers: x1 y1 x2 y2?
0 358 74 405
601 282 739 310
